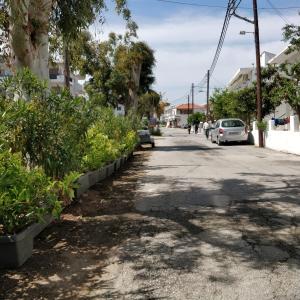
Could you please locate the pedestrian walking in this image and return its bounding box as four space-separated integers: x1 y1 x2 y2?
195 123 199 134
199 121 203 133
203 120 210 139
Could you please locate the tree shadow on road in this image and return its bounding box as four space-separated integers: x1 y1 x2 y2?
112 171 300 295
155 145 222 152
1 151 300 299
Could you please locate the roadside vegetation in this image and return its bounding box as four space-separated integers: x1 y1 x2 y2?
0 1 160 236
0 70 139 235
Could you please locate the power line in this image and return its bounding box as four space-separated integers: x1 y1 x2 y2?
210 75 226 88
154 0 300 10
155 0 230 9
209 0 240 76
170 94 189 104
192 0 240 115
265 0 291 24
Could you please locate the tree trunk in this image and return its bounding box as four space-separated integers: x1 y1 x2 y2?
296 106 300 120
129 62 142 111
9 0 52 80
63 39 71 90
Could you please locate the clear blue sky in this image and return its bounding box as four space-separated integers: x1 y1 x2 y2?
102 0 300 104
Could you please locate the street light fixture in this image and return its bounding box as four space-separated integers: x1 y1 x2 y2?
239 30 254 35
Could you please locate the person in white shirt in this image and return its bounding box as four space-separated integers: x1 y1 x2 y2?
203 121 210 139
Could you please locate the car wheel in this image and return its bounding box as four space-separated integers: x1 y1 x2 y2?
217 136 222 146
151 142 155 148
211 135 215 143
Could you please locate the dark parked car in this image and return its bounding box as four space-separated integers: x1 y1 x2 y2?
138 130 155 148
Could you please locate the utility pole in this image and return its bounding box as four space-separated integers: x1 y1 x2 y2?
253 0 263 147
206 70 210 119
187 94 190 119
191 83 194 114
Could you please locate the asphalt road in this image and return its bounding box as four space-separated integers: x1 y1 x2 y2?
98 128 300 300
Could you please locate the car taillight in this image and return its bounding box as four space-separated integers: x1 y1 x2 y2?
219 128 224 134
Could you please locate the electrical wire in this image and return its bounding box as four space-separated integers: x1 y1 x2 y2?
191 0 239 100
154 0 300 10
155 0 229 9
209 0 240 76
170 94 189 104
265 0 291 24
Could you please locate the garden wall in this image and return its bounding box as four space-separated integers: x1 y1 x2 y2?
252 116 300 155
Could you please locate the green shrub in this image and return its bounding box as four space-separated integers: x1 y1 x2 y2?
49 171 81 207
257 120 268 131
0 151 62 235
82 108 139 170
0 70 90 178
122 130 139 153
82 129 120 171
0 70 140 235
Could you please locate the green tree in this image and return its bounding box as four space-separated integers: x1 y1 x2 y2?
138 90 161 118
277 63 300 117
4 0 133 80
278 23 300 117
255 65 283 117
50 1 137 88
187 112 206 124
282 23 300 53
210 89 236 120
234 87 256 126
114 40 156 111
85 35 156 112
210 88 255 125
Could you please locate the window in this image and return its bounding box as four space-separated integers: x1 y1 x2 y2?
221 120 244 128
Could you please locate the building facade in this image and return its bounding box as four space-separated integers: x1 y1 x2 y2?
227 49 300 120
163 103 207 127
49 63 85 97
227 52 275 91
0 63 85 97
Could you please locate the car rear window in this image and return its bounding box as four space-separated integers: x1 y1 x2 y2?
221 120 244 127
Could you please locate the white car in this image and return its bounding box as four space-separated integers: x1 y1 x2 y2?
210 118 248 145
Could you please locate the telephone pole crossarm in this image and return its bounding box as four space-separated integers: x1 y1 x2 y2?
232 11 254 24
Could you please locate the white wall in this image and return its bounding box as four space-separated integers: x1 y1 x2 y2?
264 131 300 155
252 117 300 155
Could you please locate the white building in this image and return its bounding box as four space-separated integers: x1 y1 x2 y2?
268 47 299 65
227 67 256 91
49 63 85 97
226 49 300 120
114 104 125 116
227 51 275 91
163 103 207 127
0 62 85 97
267 47 300 119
